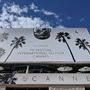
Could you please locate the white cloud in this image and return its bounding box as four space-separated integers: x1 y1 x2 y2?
30 3 40 13
10 16 51 28
0 3 51 28
41 9 59 18
29 3 59 18
4 3 28 15
0 2 63 29
30 3 38 10
0 0 1 3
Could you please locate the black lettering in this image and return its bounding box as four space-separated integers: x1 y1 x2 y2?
58 76 64 81
32 76 37 81
72 76 78 82
46 76 50 81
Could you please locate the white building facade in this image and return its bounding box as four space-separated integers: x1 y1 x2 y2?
0 28 90 90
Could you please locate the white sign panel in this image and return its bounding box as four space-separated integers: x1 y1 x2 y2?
0 28 90 63
1 73 90 85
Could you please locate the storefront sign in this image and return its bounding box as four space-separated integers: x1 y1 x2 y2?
14 74 90 85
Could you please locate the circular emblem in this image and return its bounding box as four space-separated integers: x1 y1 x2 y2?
33 28 51 40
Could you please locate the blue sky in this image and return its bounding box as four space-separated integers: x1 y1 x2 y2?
0 0 90 32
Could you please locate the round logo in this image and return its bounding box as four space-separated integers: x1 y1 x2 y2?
33 28 51 40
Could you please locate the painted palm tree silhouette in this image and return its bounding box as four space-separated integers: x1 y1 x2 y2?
56 32 76 62
76 38 90 54
4 36 26 63
0 71 17 84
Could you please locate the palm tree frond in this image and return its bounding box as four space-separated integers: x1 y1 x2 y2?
87 45 90 48
83 47 86 50
20 36 24 38
79 45 83 49
19 43 22 47
76 43 79 46
58 39 61 42
64 32 71 39
82 39 86 42
22 41 26 44
12 40 16 42
76 38 80 41
85 42 89 45
10 43 15 46
14 37 18 40
65 32 69 36
76 38 82 45
67 37 70 39
60 32 64 35
56 34 61 40
20 36 25 40
76 40 79 43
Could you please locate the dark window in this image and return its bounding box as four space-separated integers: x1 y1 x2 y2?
6 87 48 90
85 88 90 90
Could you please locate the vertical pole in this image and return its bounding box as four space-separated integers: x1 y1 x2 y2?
26 65 29 74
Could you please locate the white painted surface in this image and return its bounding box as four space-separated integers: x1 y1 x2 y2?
13 73 90 85
0 28 90 63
